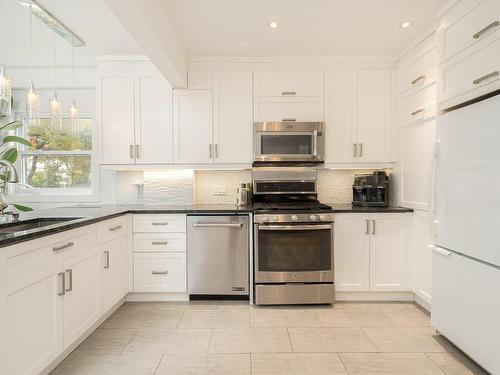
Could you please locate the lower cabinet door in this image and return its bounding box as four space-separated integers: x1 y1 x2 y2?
133 252 186 293
3 268 63 375
334 214 371 291
63 250 101 348
369 213 407 291
102 236 127 312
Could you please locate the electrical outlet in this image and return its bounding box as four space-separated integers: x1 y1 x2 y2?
211 184 227 196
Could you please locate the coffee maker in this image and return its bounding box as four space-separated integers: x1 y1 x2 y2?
352 171 389 207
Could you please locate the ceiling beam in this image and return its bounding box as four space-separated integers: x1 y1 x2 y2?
104 0 187 87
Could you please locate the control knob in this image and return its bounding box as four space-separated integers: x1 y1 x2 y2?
291 215 299 222
272 216 279 222
309 215 317 221
319 215 326 221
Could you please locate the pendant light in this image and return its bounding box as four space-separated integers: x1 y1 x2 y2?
49 28 61 129
0 0 12 116
26 0 39 127
69 36 79 132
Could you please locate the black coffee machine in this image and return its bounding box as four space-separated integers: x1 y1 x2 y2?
352 171 389 207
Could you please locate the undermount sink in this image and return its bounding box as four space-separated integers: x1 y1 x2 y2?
0 217 83 234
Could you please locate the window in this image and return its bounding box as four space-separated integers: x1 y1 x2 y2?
17 117 93 194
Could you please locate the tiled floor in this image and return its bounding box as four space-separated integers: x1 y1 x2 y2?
51 301 489 375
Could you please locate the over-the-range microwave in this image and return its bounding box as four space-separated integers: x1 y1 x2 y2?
253 121 325 163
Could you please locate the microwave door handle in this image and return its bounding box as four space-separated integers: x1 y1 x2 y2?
312 130 318 156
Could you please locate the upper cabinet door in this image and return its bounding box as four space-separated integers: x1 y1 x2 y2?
253 71 324 97
357 70 391 162
135 75 173 164
254 97 324 122
213 71 253 164
99 74 136 164
173 90 213 164
324 71 358 163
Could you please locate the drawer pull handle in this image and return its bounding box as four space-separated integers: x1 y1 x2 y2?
152 270 168 275
281 91 296 96
473 21 499 39
65 269 73 292
358 143 363 157
411 75 425 85
109 225 122 231
352 143 357 157
411 108 425 116
473 71 499 85
57 272 65 296
53 242 74 252
365 219 370 235
152 241 168 245
282 118 296 122
372 219 376 235
152 222 169 226
104 250 110 269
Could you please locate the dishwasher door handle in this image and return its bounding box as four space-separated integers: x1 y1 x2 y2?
192 223 243 228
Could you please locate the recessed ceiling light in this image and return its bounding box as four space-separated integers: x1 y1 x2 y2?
269 21 278 29
401 21 412 29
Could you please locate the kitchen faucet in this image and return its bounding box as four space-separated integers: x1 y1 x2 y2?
0 159 19 216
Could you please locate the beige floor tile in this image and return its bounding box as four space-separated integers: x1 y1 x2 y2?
217 300 252 310
155 353 251 375
209 328 292 353
363 327 459 353
426 353 490 375
102 309 183 329
288 327 377 353
316 309 395 328
383 307 432 327
116 301 218 313
178 310 250 328
49 354 162 375
250 309 322 328
333 302 412 311
73 328 138 354
339 353 444 374
122 328 212 354
252 353 347 374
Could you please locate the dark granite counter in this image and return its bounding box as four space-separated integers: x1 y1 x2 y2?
0 203 411 248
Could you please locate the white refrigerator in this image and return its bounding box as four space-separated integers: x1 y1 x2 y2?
431 93 500 374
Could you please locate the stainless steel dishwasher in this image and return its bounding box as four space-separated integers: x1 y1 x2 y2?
187 215 249 296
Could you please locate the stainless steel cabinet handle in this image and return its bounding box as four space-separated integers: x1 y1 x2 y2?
135 144 140 159
282 118 296 122
129 144 134 159
152 222 168 226
411 75 426 85
473 71 499 85
259 224 332 231
209 144 213 158
366 219 370 235
359 143 363 157
192 223 243 228
152 270 168 275
473 21 499 39
152 241 168 245
104 250 110 269
53 242 74 252
353 143 357 157
282 91 296 96
215 144 219 158
65 269 73 292
109 225 122 232
411 108 425 116
372 219 376 235
57 272 65 296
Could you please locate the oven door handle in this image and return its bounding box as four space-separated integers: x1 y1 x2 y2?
312 130 318 157
258 224 332 231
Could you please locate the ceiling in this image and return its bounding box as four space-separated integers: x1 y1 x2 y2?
164 0 447 58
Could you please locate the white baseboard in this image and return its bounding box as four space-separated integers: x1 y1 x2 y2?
414 293 432 312
126 292 189 302
335 291 415 302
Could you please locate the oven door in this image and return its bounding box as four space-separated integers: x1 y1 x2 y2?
255 223 334 283
254 131 324 162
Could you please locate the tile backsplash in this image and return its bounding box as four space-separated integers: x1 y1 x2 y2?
114 169 391 206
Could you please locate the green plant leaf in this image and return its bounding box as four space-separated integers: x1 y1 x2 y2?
0 121 22 132
12 204 34 212
1 147 18 163
2 135 32 148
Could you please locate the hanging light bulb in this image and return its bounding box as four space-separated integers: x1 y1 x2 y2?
49 29 61 129
69 37 79 132
26 0 39 126
0 0 12 116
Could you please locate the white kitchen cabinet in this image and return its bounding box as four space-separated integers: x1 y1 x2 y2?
102 236 127 312
173 89 213 164
133 233 187 252
213 71 253 163
398 38 437 95
188 71 213 89
324 71 358 163
254 96 324 122
334 214 371 291
357 70 391 162
133 252 187 293
253 71 324 96
334 213 407 292
369 213 407 291
133 214 187 233
413 210 433 307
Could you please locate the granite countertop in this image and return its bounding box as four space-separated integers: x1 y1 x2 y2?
0 203 412 248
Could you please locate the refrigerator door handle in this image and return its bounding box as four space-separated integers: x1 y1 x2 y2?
428 141 440 236
430 245 452 257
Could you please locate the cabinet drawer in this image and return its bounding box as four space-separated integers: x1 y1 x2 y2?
101 216 127 243
253 71 323 97
254 97 324 122
133 214 186 233
133 233 186 252
133 253 186 292
439 36 500 106
398 46 437 94
399 84 437 126
440 0 500 62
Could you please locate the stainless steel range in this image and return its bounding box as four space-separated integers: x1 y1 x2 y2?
252 165 334 305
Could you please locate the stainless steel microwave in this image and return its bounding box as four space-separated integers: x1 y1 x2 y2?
254 122 325 162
